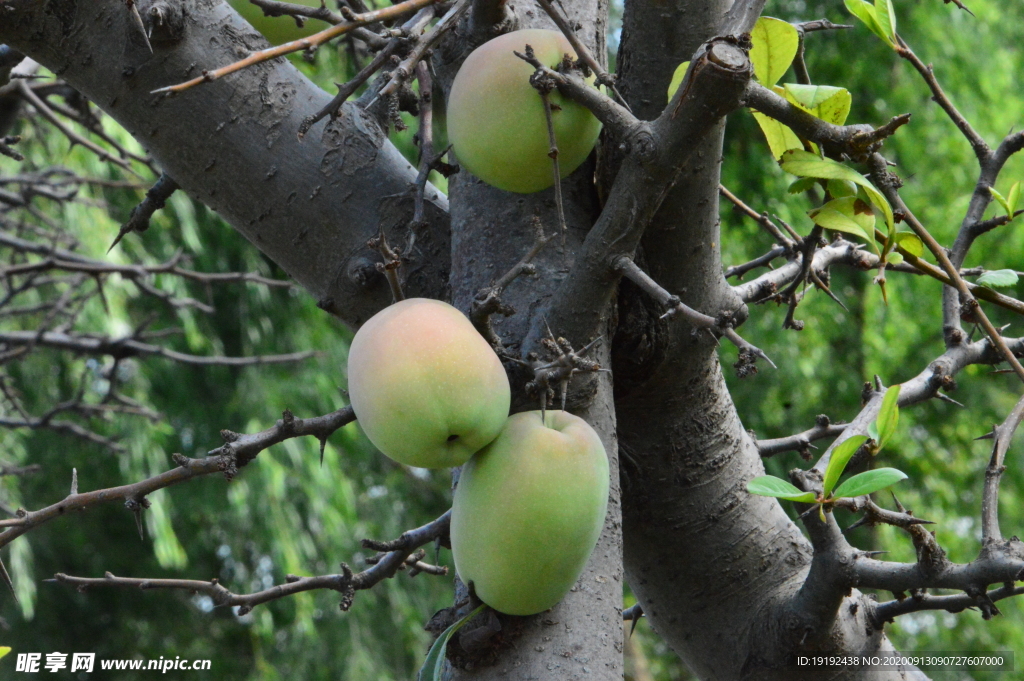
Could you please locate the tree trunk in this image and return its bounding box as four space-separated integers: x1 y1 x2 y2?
0 0 931 678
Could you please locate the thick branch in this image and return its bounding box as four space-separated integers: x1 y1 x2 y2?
854 551 1024 595
532 39 751 353
719 0 767 36
0 0 451 329
743 81 910 161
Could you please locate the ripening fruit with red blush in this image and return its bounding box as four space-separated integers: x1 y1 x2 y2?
347 298 511 469
447 29 603 194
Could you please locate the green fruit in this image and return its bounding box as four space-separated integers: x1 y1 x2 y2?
446 29 603 194
230 0 326 45
347 298 511 469
451 410 609 615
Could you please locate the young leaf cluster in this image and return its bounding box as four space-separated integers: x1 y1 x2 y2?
747 386 907 517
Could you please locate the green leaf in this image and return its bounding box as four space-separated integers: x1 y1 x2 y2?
886 251 904 265
894 232 924 257
666 61 691 102
990 186 1011 216
1008 181 1021 216
780 149 895 235
752 110 805 160
746 476 818 502
844 0 895 47
750 17 800 88
874 0 897 46
867 421 880 442
875 384 900 449
976 269 1019 288
789 177 820 194
822 435 869 496
827 178 858 198
0 647 9 661
418 604 487 681
808 197 877 245
783 84 853 126
833 467 908 499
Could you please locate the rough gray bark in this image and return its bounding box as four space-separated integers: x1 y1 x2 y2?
431 3 624 677
0 0 450 328
612 1 927 679
0 0 974 679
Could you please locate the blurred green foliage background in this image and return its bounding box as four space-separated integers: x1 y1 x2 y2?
1 1 1023 679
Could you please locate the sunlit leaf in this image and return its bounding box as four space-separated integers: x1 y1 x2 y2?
783 84 853 126
833 468 908 499
894 232 924 257
667 61 691 102
887 251 904 265
750 17 800 88
976 269 1019 288
874 0 897 46
780 150 894 234
808 197 877 246
823 435 869 496
753 110 805 160
418 604 487 681
746 476 818 502
1008 181 1021 216
875 384 900 449
990 186 1011 216
845 0 895 47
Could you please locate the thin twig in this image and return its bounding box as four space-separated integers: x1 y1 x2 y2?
533 0 630 112
539 89 567 249
369 0 469 106
719 184 794 248
49 509 449 613
756 415 847 459
152 0 443 94
894 35 988 161
0 406 355 550
297 35 403 138
471 218 549 350
612 255 775 375
980 391 1024 544
867 153 1024 385
0 330 316 367
16 80 140 176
